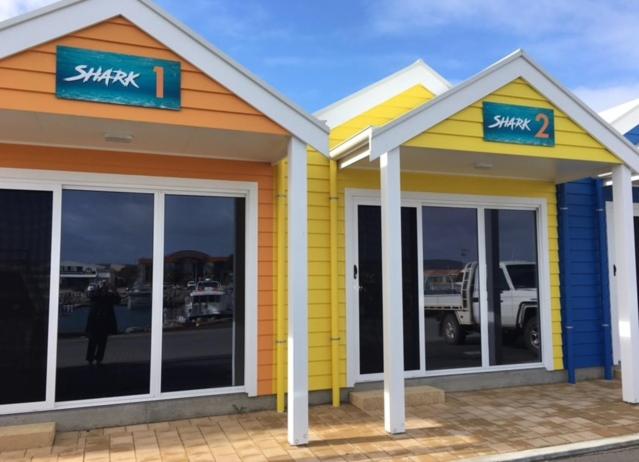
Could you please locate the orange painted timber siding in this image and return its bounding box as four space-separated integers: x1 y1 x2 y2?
0 143 276 395
0 16 286 136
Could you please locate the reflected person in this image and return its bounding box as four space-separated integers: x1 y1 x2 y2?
85 282 119 366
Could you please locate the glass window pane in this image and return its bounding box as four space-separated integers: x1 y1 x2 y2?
162 195 245 392
357 205 419 375
0 190 51 405
485 209 541 366
423 206 481 371
56 190 154 401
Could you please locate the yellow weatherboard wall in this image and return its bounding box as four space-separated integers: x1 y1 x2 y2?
406 78 619 164
330 84 435 149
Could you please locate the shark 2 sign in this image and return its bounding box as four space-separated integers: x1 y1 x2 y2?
56 46 181 110
483 102 555 147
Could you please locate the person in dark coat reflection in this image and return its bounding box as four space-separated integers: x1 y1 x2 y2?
85 282 120 366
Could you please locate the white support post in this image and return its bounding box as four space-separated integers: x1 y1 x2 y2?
612 164 639 403
287 137 309 445
379 148 405 434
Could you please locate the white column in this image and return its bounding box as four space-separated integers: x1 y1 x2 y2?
287 137 309 445
612 164 639 403
380 148 405 434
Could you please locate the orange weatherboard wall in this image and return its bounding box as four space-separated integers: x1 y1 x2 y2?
0 143 276 396
0 16 286 135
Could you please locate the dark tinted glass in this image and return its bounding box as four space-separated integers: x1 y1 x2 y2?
357 205 419 375
423 206 481 370
485 209 540 366
162 195 245 392
0 190 51 405
56 190 154 401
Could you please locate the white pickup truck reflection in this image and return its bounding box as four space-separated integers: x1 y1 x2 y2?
424 261 539 353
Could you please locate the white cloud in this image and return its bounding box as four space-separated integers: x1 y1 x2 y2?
0 0 56 21
573 84 639 113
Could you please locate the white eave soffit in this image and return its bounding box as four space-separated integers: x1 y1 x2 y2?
0 0 329 155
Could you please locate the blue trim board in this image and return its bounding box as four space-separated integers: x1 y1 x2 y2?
557 179 613 381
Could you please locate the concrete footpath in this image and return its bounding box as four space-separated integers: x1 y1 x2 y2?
4 379 639 461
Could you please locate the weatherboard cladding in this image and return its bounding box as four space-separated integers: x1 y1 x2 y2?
558 179 610 370
624 123 639 146
0 16 287 135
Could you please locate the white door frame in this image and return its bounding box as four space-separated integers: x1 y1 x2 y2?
345 188 554 387
605 200 639 365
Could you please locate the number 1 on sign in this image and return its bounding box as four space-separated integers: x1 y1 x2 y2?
153 66 165 99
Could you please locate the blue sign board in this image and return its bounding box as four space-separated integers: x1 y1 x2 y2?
56 46 181 110
483 102 554 147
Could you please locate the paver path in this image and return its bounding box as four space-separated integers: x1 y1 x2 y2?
1 380 637 461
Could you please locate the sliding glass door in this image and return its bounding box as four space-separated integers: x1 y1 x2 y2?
354 198 544 379
422 206 482 371
162 195 245 392
357 205 420 375
56 190 154 401
0 189 52 405
485 209 540 366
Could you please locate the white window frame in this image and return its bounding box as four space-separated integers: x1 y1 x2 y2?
345 188 554 387
0 168 258 415
605 200 639 365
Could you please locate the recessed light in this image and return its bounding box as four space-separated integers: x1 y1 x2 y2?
473 162 493 170
104 132 134 143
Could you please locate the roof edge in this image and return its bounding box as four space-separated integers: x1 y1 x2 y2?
314 58 452 129
366 49 639 174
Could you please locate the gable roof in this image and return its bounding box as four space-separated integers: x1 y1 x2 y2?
0 0 329 154
314 59 451 129
332 50 639 173
600 98 639 137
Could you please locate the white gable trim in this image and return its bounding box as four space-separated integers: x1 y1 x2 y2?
367 50 639 173
314 59 451 129
600 99 639 137
0 0 329 154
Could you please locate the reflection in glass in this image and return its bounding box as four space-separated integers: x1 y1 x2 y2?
0 190 51 405
485 209 540 366
423 206 482 370
357 206 419 375
56 190 154 401
162 195 245 392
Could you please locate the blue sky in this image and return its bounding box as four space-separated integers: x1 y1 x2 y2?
4 0 639 113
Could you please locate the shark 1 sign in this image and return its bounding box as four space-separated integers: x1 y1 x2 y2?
56 46 181 110
483 102 555 147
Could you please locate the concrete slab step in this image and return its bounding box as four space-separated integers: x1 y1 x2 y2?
0 422 56 451
349 385 445 412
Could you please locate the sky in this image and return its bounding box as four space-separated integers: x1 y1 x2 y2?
4 0 639 113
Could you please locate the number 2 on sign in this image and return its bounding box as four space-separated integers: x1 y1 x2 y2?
535 113 550 139
153 66 165 99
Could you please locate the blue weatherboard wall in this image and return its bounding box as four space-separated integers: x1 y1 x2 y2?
625 123 639 145
558 179 612 382
559 125 639 382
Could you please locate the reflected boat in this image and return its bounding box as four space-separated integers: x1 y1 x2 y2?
127 285 152 310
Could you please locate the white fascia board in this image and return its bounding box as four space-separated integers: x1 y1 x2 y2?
0 0 329 155
602 102 639 137
329 127 372 159
369 50 639 174
314 60 452 129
